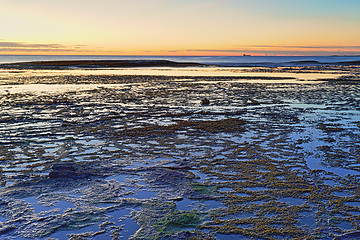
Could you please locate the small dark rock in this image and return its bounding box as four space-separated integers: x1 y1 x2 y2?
243 97 260 106
201 97 210 105
170 197 184 201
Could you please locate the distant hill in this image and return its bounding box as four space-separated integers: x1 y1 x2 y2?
0 60 206 69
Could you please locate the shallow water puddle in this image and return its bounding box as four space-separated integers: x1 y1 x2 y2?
107 208 140 239
306 157 360 177
123 190 157 200
278 197 305 206
23 197 75 215
176 198 225 211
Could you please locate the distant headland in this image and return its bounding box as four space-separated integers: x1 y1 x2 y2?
0 60 206 70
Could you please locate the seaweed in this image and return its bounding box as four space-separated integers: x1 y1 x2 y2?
133 200 206 239
119 118 246 137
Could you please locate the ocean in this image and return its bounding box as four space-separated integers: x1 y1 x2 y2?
0 55 359 67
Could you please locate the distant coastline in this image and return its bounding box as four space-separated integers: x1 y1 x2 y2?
0 60 206 70
0 55 360 68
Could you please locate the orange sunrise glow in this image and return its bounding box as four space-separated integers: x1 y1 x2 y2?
0 0 359 56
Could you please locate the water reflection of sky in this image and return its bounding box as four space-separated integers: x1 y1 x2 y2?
0 67 343 80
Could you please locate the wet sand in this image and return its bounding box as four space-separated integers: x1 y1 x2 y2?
0 65 360 239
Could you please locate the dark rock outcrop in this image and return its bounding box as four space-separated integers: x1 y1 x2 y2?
49 162 95 179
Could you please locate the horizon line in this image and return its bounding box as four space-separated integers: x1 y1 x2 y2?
1 54 360 57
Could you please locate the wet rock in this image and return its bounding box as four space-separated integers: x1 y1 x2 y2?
0 199 6 206
144 167 193 186
243 97 260 105
0 225 16 235
169 197 184 201
334 230 360 239
201 97 210 105
0 168 4 186
48 162 96 179
318 123 344 132
158 230 215 240
163 162 194 171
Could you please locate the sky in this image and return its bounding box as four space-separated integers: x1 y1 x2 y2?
0 0 360 56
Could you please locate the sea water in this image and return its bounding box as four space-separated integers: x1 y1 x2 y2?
0 55 359 66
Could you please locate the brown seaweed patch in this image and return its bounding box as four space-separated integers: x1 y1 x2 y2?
318 123 344 133
201 214 306 238
121 118 246 137
185 118 246 133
